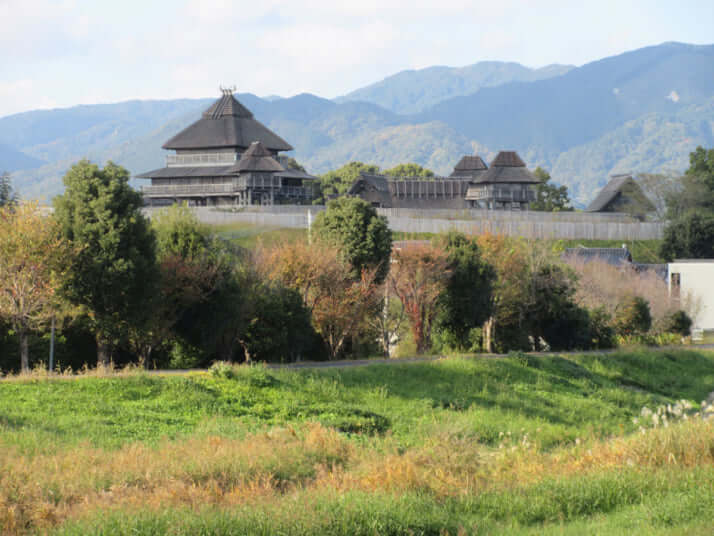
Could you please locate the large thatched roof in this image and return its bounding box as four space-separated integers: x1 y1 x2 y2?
162 91 293 152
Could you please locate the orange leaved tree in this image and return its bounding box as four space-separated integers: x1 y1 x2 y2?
259 240 380 359
389 243 450 354
0 203 74 371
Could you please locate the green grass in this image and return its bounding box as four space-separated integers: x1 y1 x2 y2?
2 349 713 452
3 349 714 534
212 222 306 249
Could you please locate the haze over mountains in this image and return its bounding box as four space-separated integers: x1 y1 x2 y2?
1 42 713 206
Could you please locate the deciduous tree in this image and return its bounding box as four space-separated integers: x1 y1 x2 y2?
53 160 157 366
389 243 450 353
259 240 379 359
317 162 381 202
383 163 435 179
0 203 73 371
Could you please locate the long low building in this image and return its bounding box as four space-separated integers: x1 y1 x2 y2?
347 151 540 210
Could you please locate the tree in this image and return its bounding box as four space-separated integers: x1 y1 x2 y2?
0 203 73 371
128 205 228 364
0 171 18 207
660 210 714 261
383 163 435 179
312 197 392 283
530 167 572 211
665 146 714 219
389 243 451 353
435 231 495 349
53 160 157 366
637 172 682 221
286 158 306 172
259 240 379 359
318 162 381 202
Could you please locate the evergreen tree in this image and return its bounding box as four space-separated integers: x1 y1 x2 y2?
530 167 572 211
312 196 392 283
436 231 495 350
0 171 18 207
53 160 157 365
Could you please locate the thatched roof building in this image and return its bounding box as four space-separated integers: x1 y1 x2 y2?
162 89 293 153
586 174 655 214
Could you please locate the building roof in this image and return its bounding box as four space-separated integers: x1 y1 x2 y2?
473 151 539 184
274 169 318 180
449 155 488 179
585 174 655 212
562 246 633 267
162 91 293 152
135 165 236 179
230 141 285 172
347 173 392 206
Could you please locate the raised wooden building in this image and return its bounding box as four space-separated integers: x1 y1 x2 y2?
137 89 317 206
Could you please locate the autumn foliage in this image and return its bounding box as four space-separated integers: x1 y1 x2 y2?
389 243 451 353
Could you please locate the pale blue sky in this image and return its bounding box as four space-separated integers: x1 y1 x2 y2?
1 0 713 117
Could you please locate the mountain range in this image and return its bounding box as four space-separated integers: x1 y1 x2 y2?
1 41 713 207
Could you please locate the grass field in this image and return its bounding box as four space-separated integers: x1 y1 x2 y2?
1 349 714 534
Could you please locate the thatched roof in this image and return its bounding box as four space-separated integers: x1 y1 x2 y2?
449 155 488 179
231 141 285 172
162 91 293 152
135 165 234 179
473 151 539 184
585 174 655 213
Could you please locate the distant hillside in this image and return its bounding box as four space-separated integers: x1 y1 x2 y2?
2 42 713 205
0 143 44 172
338 61 573 114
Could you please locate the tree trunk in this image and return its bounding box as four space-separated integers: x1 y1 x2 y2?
484 317 494 353
19 329 29 373
96 334 111 368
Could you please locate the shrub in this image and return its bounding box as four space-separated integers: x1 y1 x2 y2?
662 310 693 336
587 307 617 349
614 296 652 336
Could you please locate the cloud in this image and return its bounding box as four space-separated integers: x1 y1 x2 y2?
1 0 713 116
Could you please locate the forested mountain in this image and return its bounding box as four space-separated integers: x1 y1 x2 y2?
1 42 713 206
337 61 573 114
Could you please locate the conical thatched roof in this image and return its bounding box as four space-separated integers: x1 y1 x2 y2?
232 141 285 172
163 91 293 152
473 151 539 184
449 155 488 179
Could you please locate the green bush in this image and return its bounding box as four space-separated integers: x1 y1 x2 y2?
614 296 652 336
662 310 693 337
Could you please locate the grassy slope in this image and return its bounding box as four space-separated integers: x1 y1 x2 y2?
1 349 714 534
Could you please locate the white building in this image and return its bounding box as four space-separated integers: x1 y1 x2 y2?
668 260 714 334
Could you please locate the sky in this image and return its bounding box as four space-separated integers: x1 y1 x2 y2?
1 0 713 118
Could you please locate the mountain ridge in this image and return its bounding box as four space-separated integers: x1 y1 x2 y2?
1 41 713 206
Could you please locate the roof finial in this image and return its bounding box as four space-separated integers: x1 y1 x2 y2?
219 85 236 96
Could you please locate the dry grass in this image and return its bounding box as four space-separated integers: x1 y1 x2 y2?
2 417 713 535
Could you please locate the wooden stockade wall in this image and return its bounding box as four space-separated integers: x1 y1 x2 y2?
142 206 665 240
